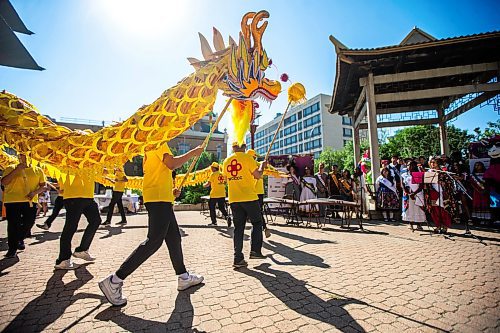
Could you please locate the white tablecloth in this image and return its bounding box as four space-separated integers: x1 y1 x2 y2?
94 194 140 213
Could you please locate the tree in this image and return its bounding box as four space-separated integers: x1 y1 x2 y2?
472 119 500 140
177 151 217 204
379 125 473 159
315 140 369 172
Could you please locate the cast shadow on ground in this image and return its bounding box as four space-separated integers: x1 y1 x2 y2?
239 263 448 333
269 228 335 245
321 227 389 236
0 256 20 277
215 226 249 240
2 264 103 332
238 263 366 332
98 225 148 240
95 284 205 332
263 240 330 268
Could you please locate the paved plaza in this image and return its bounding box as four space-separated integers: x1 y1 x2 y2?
0 210 499 332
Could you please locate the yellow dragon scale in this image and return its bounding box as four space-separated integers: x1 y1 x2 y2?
0 59 226 173
0 10 282 186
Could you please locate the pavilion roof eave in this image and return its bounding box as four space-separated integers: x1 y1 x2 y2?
338 31 500 56
328 30 500 116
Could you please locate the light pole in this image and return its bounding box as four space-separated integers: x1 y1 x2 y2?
308 125 320 156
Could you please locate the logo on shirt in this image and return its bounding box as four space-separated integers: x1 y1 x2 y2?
227 159 242 178
217 174 225 184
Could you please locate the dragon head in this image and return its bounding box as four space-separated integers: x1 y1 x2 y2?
188 10 281 103
223 11 281 102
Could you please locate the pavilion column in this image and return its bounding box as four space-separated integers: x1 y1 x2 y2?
352 126 360 168
437 108 449 156
365 72 380 185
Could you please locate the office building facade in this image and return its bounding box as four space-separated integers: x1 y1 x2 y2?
246 94 353 159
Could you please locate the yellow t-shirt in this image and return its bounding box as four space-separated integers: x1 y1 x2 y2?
143 144 174 203
58 181 64 196
113 171 127 192
222 152 259 203
255 176 265 195
209 171 226 198
63 174 95 199
2 164 45 204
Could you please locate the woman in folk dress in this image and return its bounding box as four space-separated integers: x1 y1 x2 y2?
376 167 400 222
402 161 426 231
299 166 318 213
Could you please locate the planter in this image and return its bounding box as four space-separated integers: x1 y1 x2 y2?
174 203 203 211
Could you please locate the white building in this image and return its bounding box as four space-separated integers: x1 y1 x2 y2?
246 94 353 158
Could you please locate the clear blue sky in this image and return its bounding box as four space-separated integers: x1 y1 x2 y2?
1 0 499 138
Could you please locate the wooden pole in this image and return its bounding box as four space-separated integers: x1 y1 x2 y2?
366 72 380 186
264 101 292 161
178 98 233 189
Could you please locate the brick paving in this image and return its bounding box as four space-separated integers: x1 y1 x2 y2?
0 210 499 332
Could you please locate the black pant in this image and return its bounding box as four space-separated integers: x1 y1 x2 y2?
208 197 228 224
44 196 64 227
116 202 186 280
257 194 267 229
5 202 37 252
230 200 263 263
105 191 127 223
57 198 102 264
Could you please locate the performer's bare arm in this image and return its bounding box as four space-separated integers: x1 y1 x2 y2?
163 146 204 170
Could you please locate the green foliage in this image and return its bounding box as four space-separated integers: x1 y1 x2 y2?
131 189 142 196
314 140 369 172
316 124 477 173
473 119 500 140
379 125 473 159
177 151 218 174
180 183 209 204
177 151 218 204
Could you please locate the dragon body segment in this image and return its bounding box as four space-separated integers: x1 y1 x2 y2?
0 10 281 178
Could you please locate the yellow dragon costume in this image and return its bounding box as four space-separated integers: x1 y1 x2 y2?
0 11 282 188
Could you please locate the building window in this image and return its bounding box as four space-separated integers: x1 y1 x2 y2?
297 112 302 120
283 124 297 136
178 142 190 154
304 114 321 129
217 145 222 160
298 122 302 130
283 114 296 126
298 144 303 152
303 102 320 117
343 128 353 137
342 116 352 125
304 138 321 151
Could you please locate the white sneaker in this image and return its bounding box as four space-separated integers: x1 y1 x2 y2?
54 259 79 270
177 273 204 291
98 275 127 306
73 250 95 262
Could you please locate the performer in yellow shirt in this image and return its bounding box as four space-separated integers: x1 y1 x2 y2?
247 149 271 238
55 173 102 269
99 144 204 306
1 154 46 258
203 162 231 226
223 142 266 268
103 168 128 226
36 181 64 230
